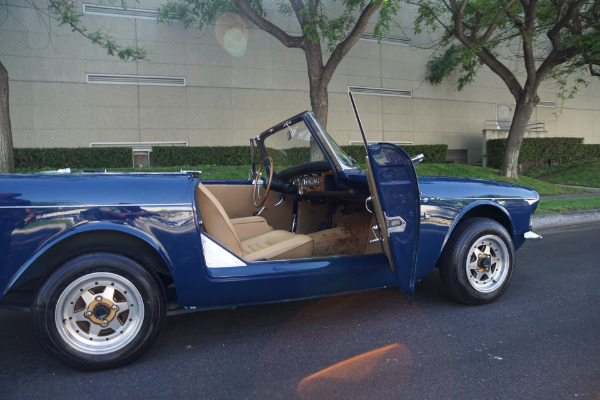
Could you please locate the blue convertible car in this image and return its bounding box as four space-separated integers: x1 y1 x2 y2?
0 100 540 370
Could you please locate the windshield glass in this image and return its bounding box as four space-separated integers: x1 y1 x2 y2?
262 119 316 168
310 115 359 170
259 112 359 172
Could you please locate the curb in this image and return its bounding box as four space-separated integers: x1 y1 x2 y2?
531 209 600 229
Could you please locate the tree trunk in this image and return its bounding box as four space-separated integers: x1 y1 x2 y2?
500 99 536 179
0 60 15 173
309 82 329 128
308 83 329 161
303 40 329 129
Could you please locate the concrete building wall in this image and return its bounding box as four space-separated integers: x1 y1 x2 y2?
1 0 599 165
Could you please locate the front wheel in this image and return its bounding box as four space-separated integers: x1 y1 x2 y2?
31 253 166 370
439 218 515 305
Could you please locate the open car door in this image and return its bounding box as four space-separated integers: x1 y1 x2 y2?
367 143 420 300
348 91 420 299
366 143 420 299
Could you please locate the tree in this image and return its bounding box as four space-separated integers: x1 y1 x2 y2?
415 0 600 178
158 0 402 128
0 60 14 173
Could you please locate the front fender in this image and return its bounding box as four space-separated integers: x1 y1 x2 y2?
416 199 514 280
444 200 514 249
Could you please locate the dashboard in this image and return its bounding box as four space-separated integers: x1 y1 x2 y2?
291 171 332 194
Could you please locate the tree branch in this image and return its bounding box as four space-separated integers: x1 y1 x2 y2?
234 0 304 48
480 0 517 43
538 0 587 81
521 0 539 81
289 0 309 31
48 0 146 61
449 0 524 100
322 0 383 85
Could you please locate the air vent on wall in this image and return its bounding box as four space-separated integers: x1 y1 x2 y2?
537 101 556 107
348 86 412 97
514 55 545 63
86 74 186 86
83 4 165 20
359 34 410 46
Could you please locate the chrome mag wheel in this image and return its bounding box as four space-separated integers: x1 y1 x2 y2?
439 218 515 305
55 272 144 355
31 252 166 370
465 235 510 293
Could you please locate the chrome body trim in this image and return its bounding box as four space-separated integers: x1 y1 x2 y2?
0 203 189 209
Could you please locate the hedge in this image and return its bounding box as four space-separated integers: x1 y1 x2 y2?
152 146 251 166
14 147 131 169
13 144 448 170
341 144 447 164
486 137 599 172
153 144 448 166
580 144 600 159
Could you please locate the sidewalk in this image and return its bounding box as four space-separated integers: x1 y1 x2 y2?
532 185 600 229
540 184 600 201
532 209 600 229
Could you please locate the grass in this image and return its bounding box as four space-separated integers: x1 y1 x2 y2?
40 163 587 196
535 196 600 214
414 164 587 196
537 162 600 188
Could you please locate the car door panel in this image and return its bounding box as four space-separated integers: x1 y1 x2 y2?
366 143 420 298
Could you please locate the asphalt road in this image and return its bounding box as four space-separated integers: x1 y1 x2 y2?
1 223 599 400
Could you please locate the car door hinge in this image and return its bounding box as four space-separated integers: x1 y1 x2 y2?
384 211 406 235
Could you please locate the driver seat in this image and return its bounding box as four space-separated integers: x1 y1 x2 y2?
197 183 313 262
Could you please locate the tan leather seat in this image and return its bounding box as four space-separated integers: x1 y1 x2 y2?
197 182 313 262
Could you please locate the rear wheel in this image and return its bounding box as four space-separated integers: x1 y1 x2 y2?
31 252 166 370
439 218 514 305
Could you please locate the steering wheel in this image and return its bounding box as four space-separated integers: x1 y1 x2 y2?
253 156 274 208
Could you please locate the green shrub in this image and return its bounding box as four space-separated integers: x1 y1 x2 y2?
341 144 447 164
14 143 448 170
154 144 447 166
14 147 131 169
581 144 600 159
487 138 587 171
153 146 251 166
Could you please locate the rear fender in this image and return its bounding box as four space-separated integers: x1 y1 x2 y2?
3 223 174 303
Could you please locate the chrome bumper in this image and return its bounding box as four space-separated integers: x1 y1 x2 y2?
524 231 542 240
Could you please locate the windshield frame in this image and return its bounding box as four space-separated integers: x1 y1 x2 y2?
307 112 360 172
254 111 360 174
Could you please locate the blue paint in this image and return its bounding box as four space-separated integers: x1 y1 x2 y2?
0 114 539 310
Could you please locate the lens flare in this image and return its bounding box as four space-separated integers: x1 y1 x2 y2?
214 13 249 58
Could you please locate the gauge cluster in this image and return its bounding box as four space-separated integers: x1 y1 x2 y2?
291 171 332 194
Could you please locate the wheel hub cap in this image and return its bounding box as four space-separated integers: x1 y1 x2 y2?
477 253 491 272
86 298 119 326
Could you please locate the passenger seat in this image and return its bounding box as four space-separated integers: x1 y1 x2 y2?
197 182 313 262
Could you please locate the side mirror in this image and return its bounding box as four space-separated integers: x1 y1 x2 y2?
411 154 425 166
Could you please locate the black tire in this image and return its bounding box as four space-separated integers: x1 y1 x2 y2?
31 252 166 371
439 218 515 305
